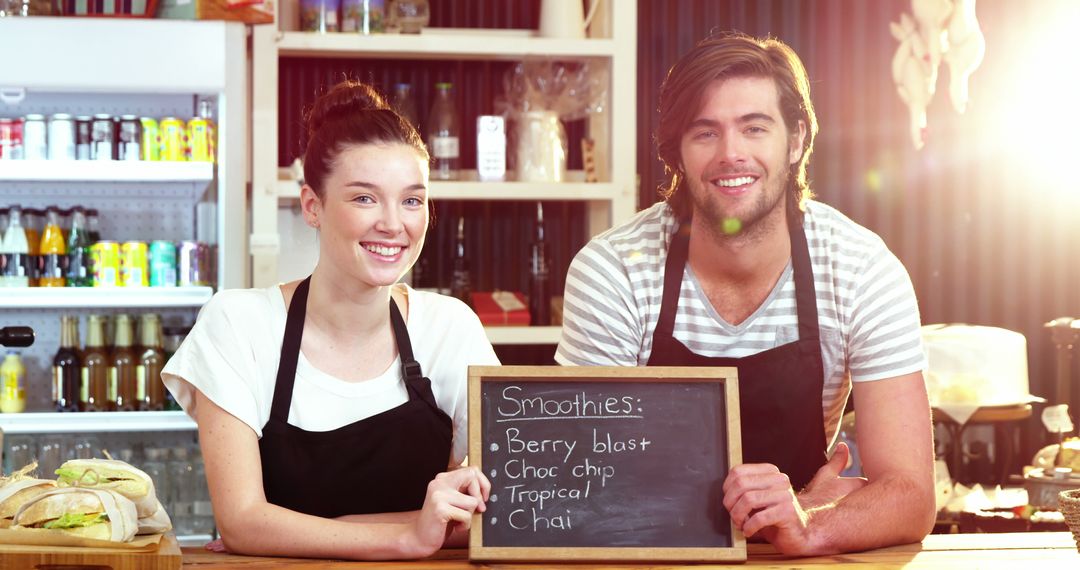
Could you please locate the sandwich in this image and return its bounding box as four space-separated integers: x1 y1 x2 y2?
0 478 57 528
55 459 157 518
11 487 138 542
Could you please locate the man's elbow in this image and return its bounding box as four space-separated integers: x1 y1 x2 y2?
900 474 937 542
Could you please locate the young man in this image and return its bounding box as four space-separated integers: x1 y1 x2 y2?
556 33 935 555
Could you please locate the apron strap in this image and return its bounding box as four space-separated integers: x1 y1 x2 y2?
270 276 311 424
654 223 690 344
389 299 422 384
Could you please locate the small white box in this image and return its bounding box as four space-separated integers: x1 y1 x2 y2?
476 115 506 182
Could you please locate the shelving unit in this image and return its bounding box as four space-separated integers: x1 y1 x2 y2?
0 412 197 435
0 160 214 183
0 287 214 310
250 2 638 346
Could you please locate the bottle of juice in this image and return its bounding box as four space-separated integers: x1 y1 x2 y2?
54 315 81 413
65 207 92 287
0 351 27 413
111 314 137 412
39 206 67 287
80 314 111 412
23 208 43 287
138 313 166 411
1 206 30 288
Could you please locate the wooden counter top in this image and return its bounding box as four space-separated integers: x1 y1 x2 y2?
182 532 1079 568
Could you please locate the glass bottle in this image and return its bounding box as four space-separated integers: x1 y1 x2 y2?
0 350 26 413
0 205 30 288
38 206 66 287
528 202 552 326
65 207 92 287
427 82 460 181
111 314 138 412
449 217 472 307
86 208 101 242
81 314 112 412
53 315 81 412
23 208 42 287
391 83 419 129
138 313 166 411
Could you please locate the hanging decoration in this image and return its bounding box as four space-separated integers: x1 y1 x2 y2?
890 0 985 149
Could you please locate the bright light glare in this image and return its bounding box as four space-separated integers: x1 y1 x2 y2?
994 4 1080 198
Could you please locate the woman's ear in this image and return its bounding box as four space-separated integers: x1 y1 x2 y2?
299 184 322 229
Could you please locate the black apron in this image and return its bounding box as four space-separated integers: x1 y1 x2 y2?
646 217 828 491
259 277 452 517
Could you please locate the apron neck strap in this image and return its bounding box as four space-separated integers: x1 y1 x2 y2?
389 299 423 383
270 276 311 424
655 214 820 342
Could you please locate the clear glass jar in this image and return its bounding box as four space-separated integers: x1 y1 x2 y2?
386 0 428 34
427 82 459 181
169 446 195 536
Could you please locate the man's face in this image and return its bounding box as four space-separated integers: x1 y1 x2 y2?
679 76 806 236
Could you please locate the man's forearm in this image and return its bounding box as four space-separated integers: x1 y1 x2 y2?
799 471 935 555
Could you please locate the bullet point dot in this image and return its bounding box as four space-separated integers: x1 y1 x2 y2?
490 469 497 478
490 517 498 525
490 494 498 502
490 443 499 452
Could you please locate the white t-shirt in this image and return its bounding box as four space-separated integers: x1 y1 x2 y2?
556 200 927 446
162 284 500 465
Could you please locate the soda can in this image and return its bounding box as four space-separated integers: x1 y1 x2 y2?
47 114 76 161
187 117 214 162
90 114 116 161
74 116 92 160
117 115 141 161
140 117 160 161
23 114 47 160
149 240 177 287
160 117 186 162
0 118 22 160
178 241 210 287
120 241 148 287
92 241 121 287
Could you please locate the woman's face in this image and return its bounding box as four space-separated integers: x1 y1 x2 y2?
306 143 429 289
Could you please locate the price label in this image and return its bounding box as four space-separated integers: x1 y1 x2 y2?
1042 404 1074 434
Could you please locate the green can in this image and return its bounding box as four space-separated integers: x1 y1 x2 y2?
149 240 177 287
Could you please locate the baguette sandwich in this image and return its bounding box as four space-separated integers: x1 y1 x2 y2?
11 487 138 542
0 478 57 529
55 459 158 518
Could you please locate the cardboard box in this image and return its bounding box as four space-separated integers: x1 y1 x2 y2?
473 291 530 326
157 0 274 24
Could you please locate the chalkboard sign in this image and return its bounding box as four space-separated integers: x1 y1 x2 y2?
468 366 744 562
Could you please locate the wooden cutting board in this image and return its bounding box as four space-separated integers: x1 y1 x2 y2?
0 532 181 570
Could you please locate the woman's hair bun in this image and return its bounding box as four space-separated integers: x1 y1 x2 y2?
306 80 390 141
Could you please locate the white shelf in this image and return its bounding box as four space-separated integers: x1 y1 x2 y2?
277 179 617 202
483 326 562 345
0 287 214 309
0 161 214 183
0 411 196 434
277 29 617 60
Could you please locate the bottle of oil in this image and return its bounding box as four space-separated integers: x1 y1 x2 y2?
53 315 81 412
80 314 111 412
449 217 472 307
528 202 551 326
111 314 138 412
138 313 166 411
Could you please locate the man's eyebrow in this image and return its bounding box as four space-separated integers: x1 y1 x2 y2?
686 113 778 130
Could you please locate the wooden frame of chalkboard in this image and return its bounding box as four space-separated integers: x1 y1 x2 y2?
468 365 745 562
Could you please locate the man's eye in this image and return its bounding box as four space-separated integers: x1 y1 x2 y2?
746 126 767 134
693 130 717 140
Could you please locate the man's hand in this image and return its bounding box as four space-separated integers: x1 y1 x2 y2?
798 442 868 510
722 443 856 556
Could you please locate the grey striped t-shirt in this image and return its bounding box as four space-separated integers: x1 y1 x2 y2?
555 200 927 446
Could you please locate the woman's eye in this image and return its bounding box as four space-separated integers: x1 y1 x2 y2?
354 195 374 204
404 197 424 207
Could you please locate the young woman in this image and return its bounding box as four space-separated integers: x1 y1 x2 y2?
162 80 496 560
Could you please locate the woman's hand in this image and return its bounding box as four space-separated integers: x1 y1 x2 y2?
408 466 491 557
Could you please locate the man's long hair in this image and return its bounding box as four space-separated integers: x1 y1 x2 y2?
656 32 819 220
